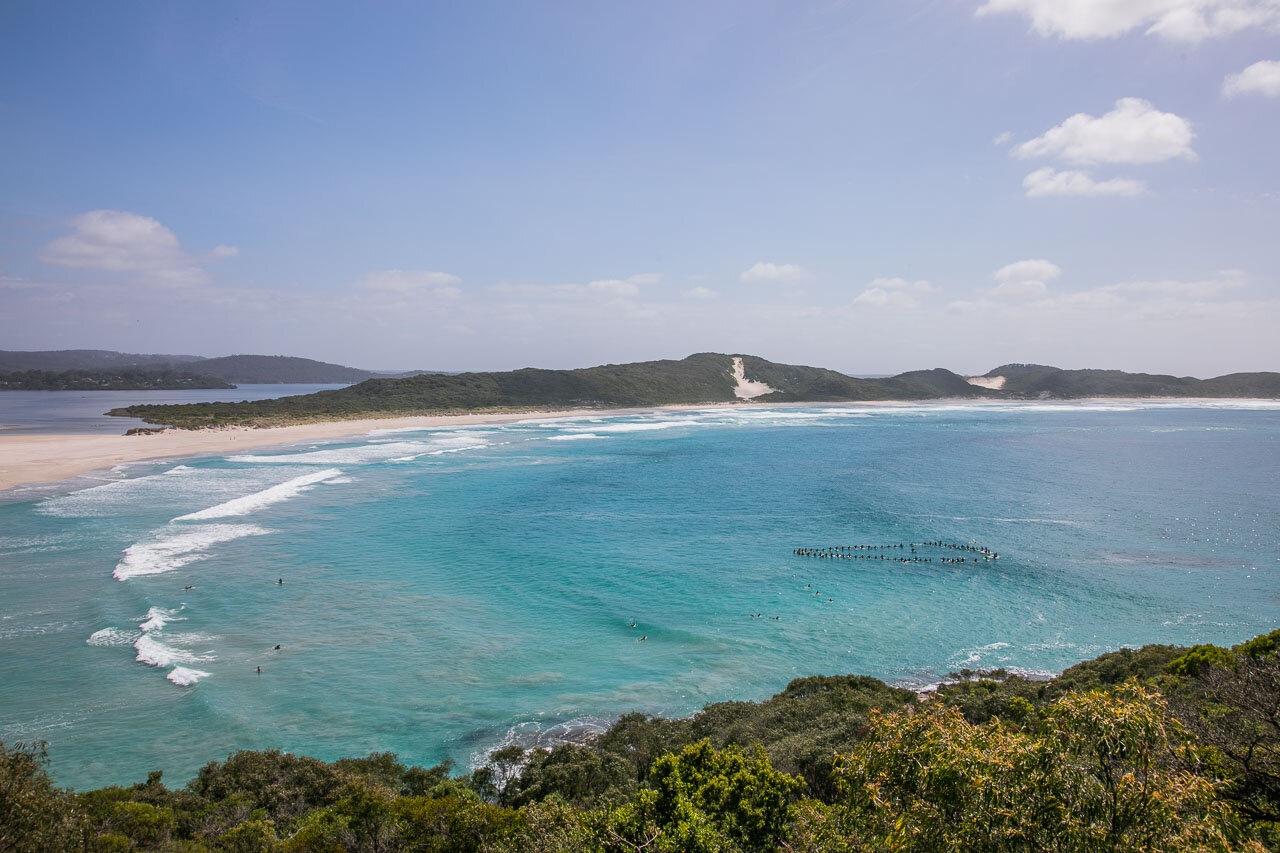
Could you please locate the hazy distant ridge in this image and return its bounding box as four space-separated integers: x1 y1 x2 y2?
0 350 383 384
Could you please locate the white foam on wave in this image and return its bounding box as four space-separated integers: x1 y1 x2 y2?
134 634 214 667
36 464 199 517
546 433 606 441
114 524 273 581
167 666 211 686
87 627 139 647
951 641 1013 668
517 417 603 427
37 464 308 519
567 420 702 434
230 434 492 465
139 606 183 633
174 468 343 520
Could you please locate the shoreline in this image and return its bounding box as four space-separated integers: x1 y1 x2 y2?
1 396 1275 494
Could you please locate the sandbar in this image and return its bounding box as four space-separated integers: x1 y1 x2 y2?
0 405 733 492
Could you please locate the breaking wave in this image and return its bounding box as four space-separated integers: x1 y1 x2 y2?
174 469 343 520
113 524 273 581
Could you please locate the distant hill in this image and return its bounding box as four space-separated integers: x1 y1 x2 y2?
0 368 233 392
976 364 1278 398
191 355 376 384
0 350 378 384
106 353 1280 429
0 349 204 372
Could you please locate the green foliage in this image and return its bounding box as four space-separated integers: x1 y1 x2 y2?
589 740 801 853
1048 642 1187 696
216 818 281 852
0 368 233 391
0 741 81 853
823 682 1248 852
1235 629 1280 659
1170 643 1238 677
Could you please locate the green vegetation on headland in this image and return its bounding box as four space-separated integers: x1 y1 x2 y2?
0 369 235 392
105 352 1280 429
183 355 377 384
7 632 1280 851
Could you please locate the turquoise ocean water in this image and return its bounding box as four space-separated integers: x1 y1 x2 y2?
2 401 1278 789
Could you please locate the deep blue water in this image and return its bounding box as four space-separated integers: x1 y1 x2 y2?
1 400 1278 789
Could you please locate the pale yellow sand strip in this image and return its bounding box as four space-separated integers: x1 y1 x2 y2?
0 411 594 492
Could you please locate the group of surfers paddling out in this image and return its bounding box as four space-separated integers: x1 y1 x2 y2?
792 540 998 564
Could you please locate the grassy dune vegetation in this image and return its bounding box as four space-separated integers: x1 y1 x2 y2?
106 353 1280 430
6 631 1280 851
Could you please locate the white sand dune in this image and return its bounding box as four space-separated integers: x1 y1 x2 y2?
731 357 777 399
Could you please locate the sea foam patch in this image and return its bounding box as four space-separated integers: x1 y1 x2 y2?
113 524 273 580
138 606 182 633
36 464 307 519
175 468 343 520
86 627 139 647
566 420 703 434
134 635 214 668
228 435 491 465
166 666 211 686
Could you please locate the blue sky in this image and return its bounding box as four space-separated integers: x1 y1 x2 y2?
1 0 1277 374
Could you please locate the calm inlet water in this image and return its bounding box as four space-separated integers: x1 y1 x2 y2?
0 384 349 434
2 401 1278 789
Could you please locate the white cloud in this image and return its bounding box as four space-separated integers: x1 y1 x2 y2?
993 131 1013 145
683 286 720 300
1015 98 1194 166
1223 60 1280 97
357 269 462 294
740 261 808 282
488 273 653 300
38 210 237 285
976 0 1280 43
1022 167 1146 198
587 279 640 297
989 259 1062 299
852 277 938 309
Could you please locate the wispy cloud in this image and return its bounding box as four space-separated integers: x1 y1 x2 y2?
976 0 1280 43
740 262 808 283
38 210 237 286
1022 167 1146 198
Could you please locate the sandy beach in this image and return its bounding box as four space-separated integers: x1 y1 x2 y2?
0 404 763 492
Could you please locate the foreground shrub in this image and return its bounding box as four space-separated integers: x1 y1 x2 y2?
811 683 1254 852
